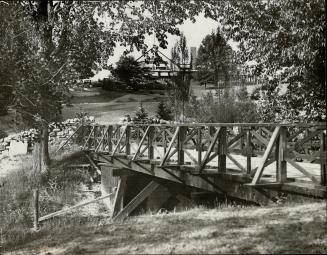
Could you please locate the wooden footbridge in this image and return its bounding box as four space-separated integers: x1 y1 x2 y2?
60 122 326 221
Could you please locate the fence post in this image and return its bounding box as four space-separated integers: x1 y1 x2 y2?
320 131 326 186
33 189 39 230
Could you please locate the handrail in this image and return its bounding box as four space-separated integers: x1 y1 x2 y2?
79 122 326 187
91 122 326 128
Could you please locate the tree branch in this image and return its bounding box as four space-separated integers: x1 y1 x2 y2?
40 60 68 86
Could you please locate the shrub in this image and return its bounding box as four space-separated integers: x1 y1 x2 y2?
134 102 149 122
185 87 259 123
156 101 173 121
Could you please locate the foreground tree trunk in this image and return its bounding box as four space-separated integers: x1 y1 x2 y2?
33 124 50 175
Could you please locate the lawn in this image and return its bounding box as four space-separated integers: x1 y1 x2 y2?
5 201 327 254
62 88 167 124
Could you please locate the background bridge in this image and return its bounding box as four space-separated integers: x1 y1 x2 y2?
70 122 326 220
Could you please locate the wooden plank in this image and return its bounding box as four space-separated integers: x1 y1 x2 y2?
292 151 321 162
184 149 198 165
197 128 202 171
112 168 136 177
245 183 282 188
246 130 252 174
111 126 127 156
125 126 131 155
218 127 227 173
227 131 246 148
251 130 269 146
288 128 304 141
56 125 82 153
95 126 109 153
199 128 221 172
84 152 101 175
285 158 320 184
39 192 113 222
251 126 281 184
82 126 95 150
107 126 113 152
287 130 321 153
111 176 127 217
67 164 90 168
277 126 287 183
152 128 164 142
148 126 154 160
160 127 180 166
184 128 198 145
261 127 273 136
132 126 151 161
113 181 160 221
226 153 246 172
178 127 187 165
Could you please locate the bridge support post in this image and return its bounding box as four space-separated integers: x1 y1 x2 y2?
148 127 154 159
107 126 113 152
178 127 187 165
276 126 287 183
197 128 202 171
218 127 227 173
101 166 119 209
245 128 252 175
112 176 127 217
125 126 131 155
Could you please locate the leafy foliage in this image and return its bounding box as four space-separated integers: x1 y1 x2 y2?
156 101 173 121
171 33 189 67
0 0 209 169
111 56 150 91
196 29 235 87
207 0 326 121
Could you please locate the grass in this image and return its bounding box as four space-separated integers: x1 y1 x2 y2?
1 146 326 254
3 201 327 254
0 146 94 253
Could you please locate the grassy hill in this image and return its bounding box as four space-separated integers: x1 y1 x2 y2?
4 201 327 254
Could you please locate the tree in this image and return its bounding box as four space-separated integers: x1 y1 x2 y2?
1 0 208 173
156 101 173 121
196 29 234 88
111 56 149 91
207 0 326 121
170 33 192 122
171 33 189 67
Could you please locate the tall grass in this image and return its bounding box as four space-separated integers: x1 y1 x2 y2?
0 146 91 252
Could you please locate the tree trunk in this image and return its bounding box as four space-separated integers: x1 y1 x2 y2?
33 124 50 175
41 123 50 168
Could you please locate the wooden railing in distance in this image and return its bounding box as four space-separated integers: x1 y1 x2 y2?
78 123 326 187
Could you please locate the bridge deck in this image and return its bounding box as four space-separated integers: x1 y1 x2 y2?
73 122 326 202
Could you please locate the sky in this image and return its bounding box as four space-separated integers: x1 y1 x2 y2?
91 14 227 81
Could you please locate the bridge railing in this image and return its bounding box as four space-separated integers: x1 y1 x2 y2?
78 123 326 187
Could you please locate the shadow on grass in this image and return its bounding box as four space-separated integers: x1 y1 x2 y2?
9 203 327 254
